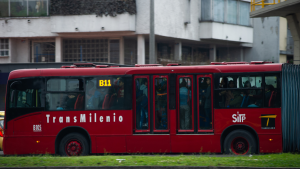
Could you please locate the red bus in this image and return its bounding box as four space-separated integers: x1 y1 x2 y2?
3 62 293 155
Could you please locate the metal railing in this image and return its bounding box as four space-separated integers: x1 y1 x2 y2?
251 0 287 12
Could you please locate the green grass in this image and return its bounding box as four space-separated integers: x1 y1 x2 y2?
0 153 300 167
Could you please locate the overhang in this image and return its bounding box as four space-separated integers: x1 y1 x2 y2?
250 0 300 18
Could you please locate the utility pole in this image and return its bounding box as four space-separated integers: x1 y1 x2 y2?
149 0 156 64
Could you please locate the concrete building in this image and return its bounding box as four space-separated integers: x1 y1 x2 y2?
1 0 254 66
250 0 300 64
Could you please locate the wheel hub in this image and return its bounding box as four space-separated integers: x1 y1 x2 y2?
66 140 82 156
231 137 249 155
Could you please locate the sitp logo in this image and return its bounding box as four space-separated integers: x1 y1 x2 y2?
232 112 246 123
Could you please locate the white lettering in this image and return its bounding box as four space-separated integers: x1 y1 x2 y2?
94 113 96 122
66 116 70 123
53 117 56 123
119 116 123 122
33 125 42 132
59 116 63 123
89 113 92 122
114 113 115 122
74 116 77 123
232 112 246 123
106 116 110 122
80 114 86 123
100 116 103 122
46 114 50 123
232 114 237 123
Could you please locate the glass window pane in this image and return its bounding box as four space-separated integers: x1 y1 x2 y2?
264 75 280 107
28 0 48 17
9 79 44 108
135 78 148 130
0 0 9 17
110 40 120 64
215 89 263 108
239 1 250 26
46 93 84 111
213 0 224 22
47 79 81 92
10 0 28 17
227 0 237 24
179 77 192 130
201 0 211 21
199 77 212 129
86 76 128 110
237 76 262 88
155 77 168 130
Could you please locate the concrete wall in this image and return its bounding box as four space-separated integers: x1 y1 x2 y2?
0 14 135 38
244 17 280 62
199 22 253 43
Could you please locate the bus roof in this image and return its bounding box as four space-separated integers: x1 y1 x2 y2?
8 63 283 80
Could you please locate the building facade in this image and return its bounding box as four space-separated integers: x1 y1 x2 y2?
1 0 255 66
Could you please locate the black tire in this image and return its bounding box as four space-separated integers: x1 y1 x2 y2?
59 133 89 156
224 129 257 155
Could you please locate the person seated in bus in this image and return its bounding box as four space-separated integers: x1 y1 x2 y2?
244 81 251 88
248 99 259 107
179 79 191 129
116 78 125 107
59 93 77 110
219 80 235 107
102 87 117 109
219 77 228 88
86 81 101 109
265 85 274 107
228 90 243 108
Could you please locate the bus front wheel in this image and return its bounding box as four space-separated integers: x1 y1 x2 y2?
59 133 89 156
224 129 256 155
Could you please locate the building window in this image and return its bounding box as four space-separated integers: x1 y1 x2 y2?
201 0 250 26
63 39 109 63
0 39 9 57
33 42 55 62
110 40 120 64
0 0 48 17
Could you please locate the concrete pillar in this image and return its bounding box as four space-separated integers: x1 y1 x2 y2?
209 44 216 63
55 37 62 62
137 35 145 64
280 54 287 63
119 37 125 64
286 13 300 64
174 41 182 61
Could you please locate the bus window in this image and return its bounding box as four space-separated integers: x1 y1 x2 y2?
179 77 192 130
9 79 44 108
215 75 264 108
135 77 149 130
199 77 212 130
46 78 84 111
154 77 168 130
264 75 280 107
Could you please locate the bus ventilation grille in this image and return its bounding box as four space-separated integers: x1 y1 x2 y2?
282 64 300 152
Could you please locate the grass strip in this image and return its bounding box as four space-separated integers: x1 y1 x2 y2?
0 153 299 167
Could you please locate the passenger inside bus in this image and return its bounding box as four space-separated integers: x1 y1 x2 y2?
136 78 148 129
179 78 191 130
86 81 101 109
199 77 212 129
155 79 168 129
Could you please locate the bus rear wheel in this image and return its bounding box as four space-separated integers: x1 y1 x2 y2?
224 129 256 155
59 133 89 156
